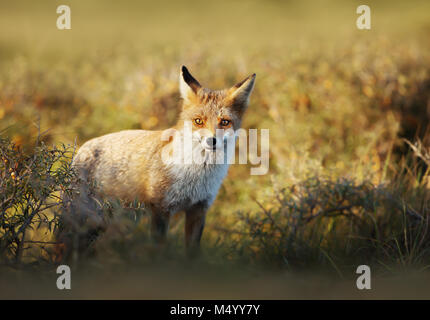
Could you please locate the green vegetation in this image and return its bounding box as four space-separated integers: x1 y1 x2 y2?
1 0 430 298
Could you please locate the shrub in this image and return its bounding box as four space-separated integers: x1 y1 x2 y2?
0 133 76 264
225 176 429 273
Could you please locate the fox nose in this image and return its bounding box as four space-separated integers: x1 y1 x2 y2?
206 137 217 149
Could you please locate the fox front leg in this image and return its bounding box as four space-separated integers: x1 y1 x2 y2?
150 208 170 244
185 201 208 255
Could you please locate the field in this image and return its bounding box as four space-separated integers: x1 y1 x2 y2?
1 0 430 298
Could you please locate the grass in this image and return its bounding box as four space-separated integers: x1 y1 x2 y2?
1 0 430 298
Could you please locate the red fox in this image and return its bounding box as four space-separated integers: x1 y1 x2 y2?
69 66 256 253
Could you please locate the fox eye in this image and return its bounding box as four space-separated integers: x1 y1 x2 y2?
220 119 231 126
194 118 203 126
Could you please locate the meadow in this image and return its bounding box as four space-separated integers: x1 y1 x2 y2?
1 0 430 298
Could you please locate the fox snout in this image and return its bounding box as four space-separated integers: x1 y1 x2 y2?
196 133 220 152
203 136 218 151
194 129 233 152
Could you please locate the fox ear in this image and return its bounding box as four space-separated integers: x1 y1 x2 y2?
179 66 201 101
228 73 256 107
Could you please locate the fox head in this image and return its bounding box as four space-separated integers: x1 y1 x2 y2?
178 66 256 153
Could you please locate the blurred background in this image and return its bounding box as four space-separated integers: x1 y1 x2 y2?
1 0 430 298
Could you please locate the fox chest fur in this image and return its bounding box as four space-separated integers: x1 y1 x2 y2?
164 162 229 212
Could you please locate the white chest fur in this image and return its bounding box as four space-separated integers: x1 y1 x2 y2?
164 163 229 213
